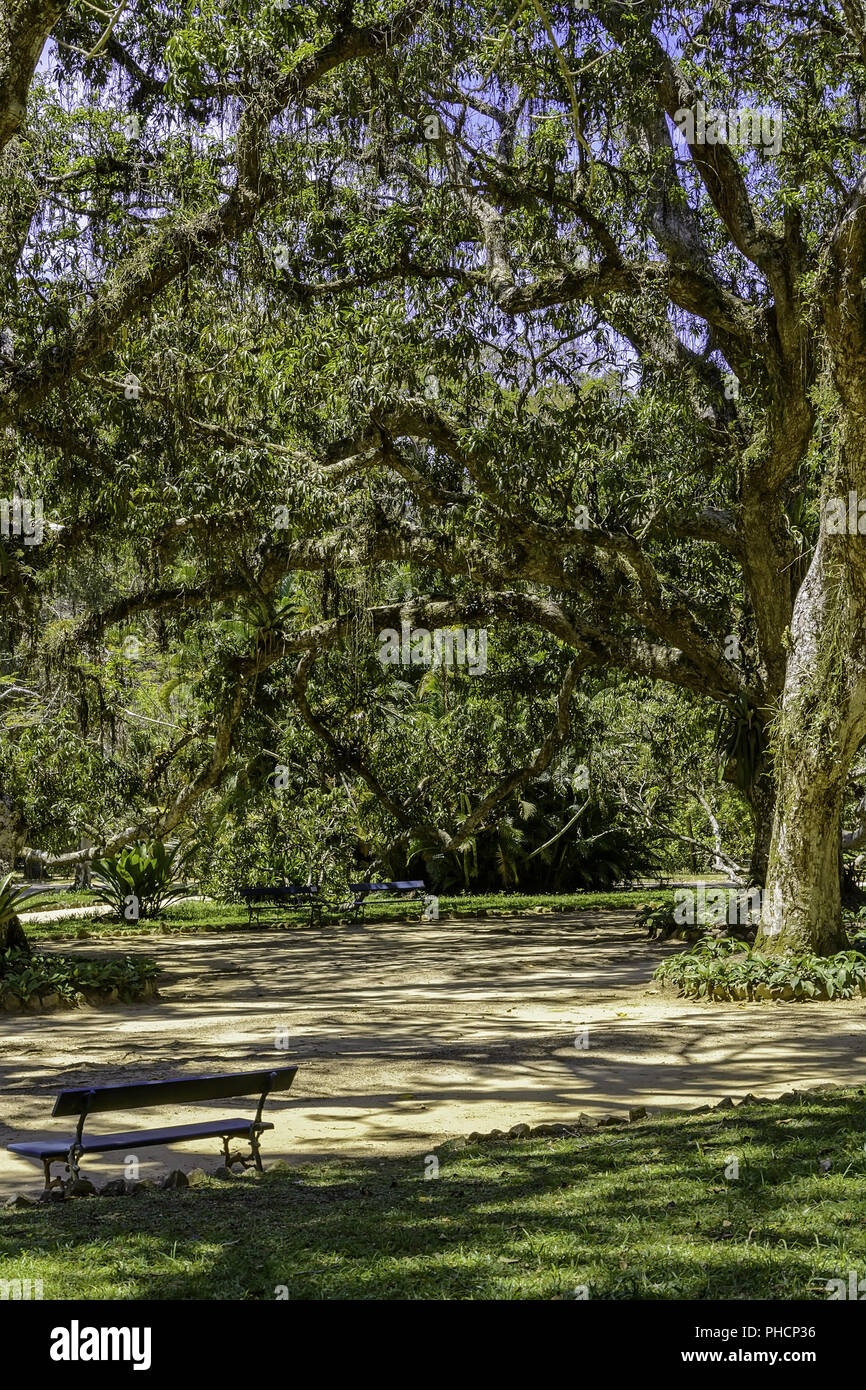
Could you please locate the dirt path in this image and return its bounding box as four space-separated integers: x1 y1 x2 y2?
2 910 865 1193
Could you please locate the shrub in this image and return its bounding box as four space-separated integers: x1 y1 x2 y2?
0 947 159 1008
635 900 754 942
654 936 866 1001
635 901 684 939
0 872 57 952
91 841 193 920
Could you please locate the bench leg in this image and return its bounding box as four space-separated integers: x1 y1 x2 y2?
220 1131 264 1172
64 1144 82 1185
250 1127 264 1172
220 1134 248 1169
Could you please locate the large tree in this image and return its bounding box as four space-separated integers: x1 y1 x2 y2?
0 0 436 894
3 0 866 957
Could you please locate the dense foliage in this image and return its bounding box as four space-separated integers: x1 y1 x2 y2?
3 2 866 946
0 946 159 1008
655 937 866 1001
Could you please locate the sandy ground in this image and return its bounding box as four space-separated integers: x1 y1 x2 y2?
2 909 865 1194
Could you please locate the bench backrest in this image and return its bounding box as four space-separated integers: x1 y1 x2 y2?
240 885 318 901
348 882 391 895
388 880 426 892
52 1066 298 1117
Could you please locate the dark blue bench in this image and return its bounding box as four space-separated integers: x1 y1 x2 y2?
7 1066 298 1188
344 879 427 922
238 884 321 926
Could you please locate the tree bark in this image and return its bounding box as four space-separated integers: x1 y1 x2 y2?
747 772 776 888
757 764 850 955
0 0 65 155
756 466 866 955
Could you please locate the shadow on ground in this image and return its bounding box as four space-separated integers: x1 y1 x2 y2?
2 1091 864 1300
2 912 865 1194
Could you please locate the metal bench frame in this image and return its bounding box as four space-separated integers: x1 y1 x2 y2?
344 879 427 923
238 884 322 927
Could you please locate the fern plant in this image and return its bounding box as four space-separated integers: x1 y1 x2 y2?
715 694 766 794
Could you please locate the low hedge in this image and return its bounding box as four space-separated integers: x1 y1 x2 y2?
654 935 866 1001
0 947 160 1012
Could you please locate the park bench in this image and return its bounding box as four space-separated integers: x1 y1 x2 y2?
238 883 322 927
344 879 427 923
6 1066 298 1189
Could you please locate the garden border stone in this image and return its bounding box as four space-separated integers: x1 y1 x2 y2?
428 1080 857 1155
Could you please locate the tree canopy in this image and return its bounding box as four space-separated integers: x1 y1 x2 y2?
4 0 866 951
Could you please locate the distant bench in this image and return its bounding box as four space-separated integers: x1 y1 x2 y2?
7 1066 298 1189
344 879 427 923
238 884 322 927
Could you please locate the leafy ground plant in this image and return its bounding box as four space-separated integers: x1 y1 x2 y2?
0 947 159 1009
635 901 693 939
655 936 866 1000
0 872 58 951
91 841 193 921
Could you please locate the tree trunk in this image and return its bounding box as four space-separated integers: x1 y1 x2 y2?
757 764 850 955
73 834 92 889
756 480 866 956
0 794 30 954
0 794 25 878
0 913 29 953
747 772 776 887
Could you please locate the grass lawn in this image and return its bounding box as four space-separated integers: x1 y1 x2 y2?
25 901 246 939
16 889 99 912
2 1089 863 1300
24 888 675 940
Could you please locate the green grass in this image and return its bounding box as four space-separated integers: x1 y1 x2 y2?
25 888 674 940
17 889 98 913
28 901 250 940
434 888 673 916
2 1089 864 1299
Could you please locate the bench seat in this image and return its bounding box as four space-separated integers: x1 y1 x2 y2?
7 1065 297 1186
239 885 321 926
344 879 427 922
8 1117 273 1161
